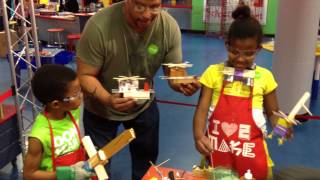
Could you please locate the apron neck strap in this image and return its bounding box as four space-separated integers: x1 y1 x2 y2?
221 80 254 98
44 111 81 171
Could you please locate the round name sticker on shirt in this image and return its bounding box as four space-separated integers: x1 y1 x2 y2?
148 44 159 55
255 72 261 79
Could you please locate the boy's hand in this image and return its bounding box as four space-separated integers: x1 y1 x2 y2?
71 161 94 180
194 135 213 156
56 161 94 180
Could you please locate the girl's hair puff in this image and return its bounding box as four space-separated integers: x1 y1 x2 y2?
227 5 263 46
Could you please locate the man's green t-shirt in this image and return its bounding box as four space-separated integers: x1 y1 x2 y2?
29 108 81 171
77 2 182 121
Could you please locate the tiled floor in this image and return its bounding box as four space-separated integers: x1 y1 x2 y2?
0 33 320 180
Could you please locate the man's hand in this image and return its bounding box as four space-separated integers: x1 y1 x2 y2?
107 94 136 112
178 79 201 96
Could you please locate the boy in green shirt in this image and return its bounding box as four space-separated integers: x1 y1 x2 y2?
23 64 93 180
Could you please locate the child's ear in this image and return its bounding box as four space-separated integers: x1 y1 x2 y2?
50 100 62 109
257 44 262 50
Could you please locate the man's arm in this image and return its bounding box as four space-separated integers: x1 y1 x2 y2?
77 58 135 112
163 15 200 96
76 58 110 105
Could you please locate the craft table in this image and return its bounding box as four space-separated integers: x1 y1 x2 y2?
142 166 207 180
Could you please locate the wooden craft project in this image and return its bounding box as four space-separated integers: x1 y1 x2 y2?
142 165 207 180
161 62 196 84
82 128 136 179
222 66 255 87
192 165 214 179
270 92 312 145
112 76 154 100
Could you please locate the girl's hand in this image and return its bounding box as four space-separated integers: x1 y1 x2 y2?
285 124 294 140
195 135 213 156
270 117 294 145
278 117 294 139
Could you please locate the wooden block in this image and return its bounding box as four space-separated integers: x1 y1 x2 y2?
192 166 214 179
0 104 17 123
83 128 135 175
123 91 150 99
172 78 194 84
98 128 135 165
0 105 3 119
82 136 109 180
84 128 136 170
0 30 19 58
169 67 187 77
185 0 192 5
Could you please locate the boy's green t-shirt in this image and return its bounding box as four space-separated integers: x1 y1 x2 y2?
77 2 182 121
29 108 81 171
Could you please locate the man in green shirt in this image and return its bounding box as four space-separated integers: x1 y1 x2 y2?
77 0 200 179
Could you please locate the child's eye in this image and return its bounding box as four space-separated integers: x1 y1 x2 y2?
244 51 256 56
231 49 240 55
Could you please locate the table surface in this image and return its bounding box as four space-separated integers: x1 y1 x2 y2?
262 40 320 56
35 14 76 21
142 166 208 180
19 48 64 58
